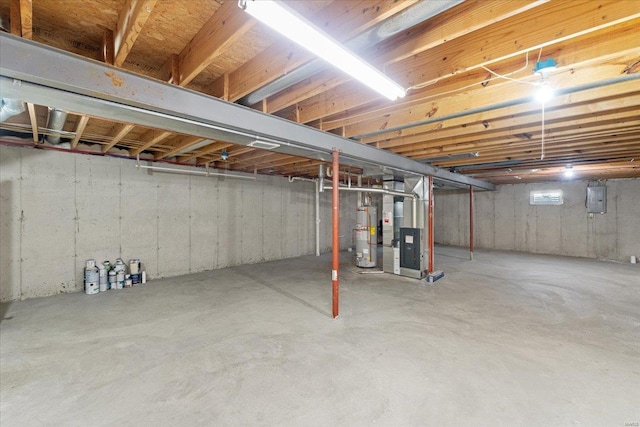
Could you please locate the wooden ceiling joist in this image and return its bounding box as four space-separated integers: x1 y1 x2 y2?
10 0 32 39
177 0 255 87
113 0 157 67
130 129 173 156
70 115 90 150
25 102 38 143
102 123 135 153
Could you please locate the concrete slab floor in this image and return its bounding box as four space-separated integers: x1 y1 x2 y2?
1 246 639 426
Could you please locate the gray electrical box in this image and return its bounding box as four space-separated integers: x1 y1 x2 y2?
586 186 606 213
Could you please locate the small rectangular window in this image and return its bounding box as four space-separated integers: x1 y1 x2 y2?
530 189 563 205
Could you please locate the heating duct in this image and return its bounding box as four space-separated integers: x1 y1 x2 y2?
0 98 25 122
239 0 464 106
44 108 68 144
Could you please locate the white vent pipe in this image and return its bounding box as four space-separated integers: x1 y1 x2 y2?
0 98 26 122
44 108 68 144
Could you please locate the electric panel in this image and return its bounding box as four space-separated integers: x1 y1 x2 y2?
400 228 421 270
586 186 606 213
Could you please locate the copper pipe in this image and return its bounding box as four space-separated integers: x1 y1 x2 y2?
470 185 475 260
428 175 435 273
332 149 340 318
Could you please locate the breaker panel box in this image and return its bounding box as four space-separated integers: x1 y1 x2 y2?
586 186 606 213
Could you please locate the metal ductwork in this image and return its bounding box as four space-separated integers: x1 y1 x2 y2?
0 98 26 122
239 0 464 106
44 107 68 144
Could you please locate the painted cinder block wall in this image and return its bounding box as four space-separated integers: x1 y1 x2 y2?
434 178 640 262
0 145 357 301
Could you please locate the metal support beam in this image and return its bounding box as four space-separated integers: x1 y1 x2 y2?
0 33 495 190
332 149 340 319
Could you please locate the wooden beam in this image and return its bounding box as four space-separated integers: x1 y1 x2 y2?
155 135 205 159
102 123 135 153
177 0 254 87
178 142 233 162
26 102 38 143
130 129 173 156
71 115 90 150
102 29 115 65
211 73 230 100
10 0 31 39
114 0 157 67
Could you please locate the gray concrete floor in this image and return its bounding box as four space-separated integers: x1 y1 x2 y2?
1 246 639 426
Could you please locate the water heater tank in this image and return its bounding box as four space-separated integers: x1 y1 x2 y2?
355 206 377 268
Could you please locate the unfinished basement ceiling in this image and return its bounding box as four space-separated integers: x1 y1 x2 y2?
0 0 639 184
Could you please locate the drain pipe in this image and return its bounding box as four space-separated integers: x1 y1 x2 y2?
0 99 26 122
239 0 464 106
44 108 68 144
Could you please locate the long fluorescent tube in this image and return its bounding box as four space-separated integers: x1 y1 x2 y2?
239 0 406 101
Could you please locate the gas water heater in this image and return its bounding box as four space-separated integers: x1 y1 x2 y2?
355 202 377 268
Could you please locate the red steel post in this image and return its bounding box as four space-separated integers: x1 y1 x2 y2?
332 150 340 318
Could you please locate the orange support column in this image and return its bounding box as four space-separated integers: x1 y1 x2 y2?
331 149 340 318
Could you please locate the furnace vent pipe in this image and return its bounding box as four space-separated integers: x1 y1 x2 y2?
0 98 25 122
44 108 68 144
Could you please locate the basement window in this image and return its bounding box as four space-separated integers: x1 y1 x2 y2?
530 189 563 205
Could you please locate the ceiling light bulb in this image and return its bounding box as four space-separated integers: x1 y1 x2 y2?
239 0 405 101
221 150 229 160
564 166 574 178
535 83 554 103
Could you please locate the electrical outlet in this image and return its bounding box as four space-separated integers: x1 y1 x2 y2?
588 212 594 219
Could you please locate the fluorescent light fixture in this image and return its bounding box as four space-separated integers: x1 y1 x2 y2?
238 0 406 101
248 139 280 150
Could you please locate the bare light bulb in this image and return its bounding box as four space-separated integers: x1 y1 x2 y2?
536 83 554 103
564 167 574 178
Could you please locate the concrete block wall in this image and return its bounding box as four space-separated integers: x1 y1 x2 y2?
434 179 640 262
0 145 357 301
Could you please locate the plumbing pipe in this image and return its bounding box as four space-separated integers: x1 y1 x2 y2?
323 184 416 199
136 161 256 180
44 108 68 144
288 175 316 183
318 164 325 193
354 73 640 140
332 149 340 319
469 185 474 261
428 175 434 273
0 98 25 122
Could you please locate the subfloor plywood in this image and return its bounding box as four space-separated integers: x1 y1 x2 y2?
1 247 639 425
